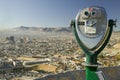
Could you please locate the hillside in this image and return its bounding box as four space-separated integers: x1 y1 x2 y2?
0 26 119 79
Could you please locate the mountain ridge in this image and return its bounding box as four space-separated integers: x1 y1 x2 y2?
14 26 72 33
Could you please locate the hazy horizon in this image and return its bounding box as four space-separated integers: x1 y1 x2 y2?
0 0 120 31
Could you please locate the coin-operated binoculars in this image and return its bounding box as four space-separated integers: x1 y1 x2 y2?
71 6 116 80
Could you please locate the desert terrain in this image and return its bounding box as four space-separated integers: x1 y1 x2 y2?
0 26 119 80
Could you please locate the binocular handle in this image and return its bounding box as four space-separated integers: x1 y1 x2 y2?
113 19 117 27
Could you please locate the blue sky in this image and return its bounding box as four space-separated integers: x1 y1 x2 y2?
0 0 120 30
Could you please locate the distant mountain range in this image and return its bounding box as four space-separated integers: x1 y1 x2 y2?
0 26 73 39
0 26 119 39
14 26 72 33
